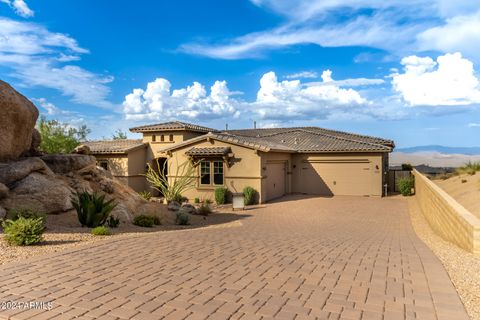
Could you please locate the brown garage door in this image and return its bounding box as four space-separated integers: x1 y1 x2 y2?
301 161 371 196
266 162 286 201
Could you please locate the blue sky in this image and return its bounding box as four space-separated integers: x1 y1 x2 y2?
1 0 480 147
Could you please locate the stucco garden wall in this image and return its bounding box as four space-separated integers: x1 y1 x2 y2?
413 169 480 254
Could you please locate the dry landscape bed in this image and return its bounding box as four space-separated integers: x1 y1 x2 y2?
0 207 244 266
433 173 480 218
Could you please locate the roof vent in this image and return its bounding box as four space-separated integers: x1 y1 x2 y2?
294 138 298 145
281 139 285 143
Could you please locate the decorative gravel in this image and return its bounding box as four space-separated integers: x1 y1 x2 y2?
408 197 480 320
0 208 244 266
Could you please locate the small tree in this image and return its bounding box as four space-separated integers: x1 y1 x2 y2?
112 129 127 140
37 116 90 154
145 156 200 203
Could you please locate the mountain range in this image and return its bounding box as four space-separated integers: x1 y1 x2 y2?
395 145 480 155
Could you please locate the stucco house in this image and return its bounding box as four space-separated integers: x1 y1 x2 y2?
85 121 394 203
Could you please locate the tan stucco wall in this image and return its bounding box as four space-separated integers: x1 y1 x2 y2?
95 154 129 177
291 153 384 196
165 138 262 203
260 152 292 202
143 131 206 167
413 169 480 254
93 147 148 193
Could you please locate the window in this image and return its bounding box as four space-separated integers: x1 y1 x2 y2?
200 161 210 185
213 161 224 185
152 135 156 142
169 134 174 142
98 160 109 171
199 160 224 186
161 135 165 142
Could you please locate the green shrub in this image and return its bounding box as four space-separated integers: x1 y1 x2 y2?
139 191 152 201
91 226 111 236
243 186 258 205
2 217 45 246
197 203 211 216
175 212 190 225
205 199 212 205
456 161 480 175
133 215 155 227
71 191 117 228
172 194 188 203
153 215 162 225
6 208 46 223
397 177 414 196
106 215 120 228
401 163 413 171
214 187 228 205
194 197 200 204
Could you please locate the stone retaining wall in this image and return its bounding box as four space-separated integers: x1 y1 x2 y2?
413 169 480 254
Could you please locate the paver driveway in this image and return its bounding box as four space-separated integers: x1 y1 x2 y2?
0 196 468 320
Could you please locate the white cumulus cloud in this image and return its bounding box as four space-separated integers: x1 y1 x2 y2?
123 70 375 123
254 71 368 120
418 11 480 60
392 52 480 106
123 79 240 121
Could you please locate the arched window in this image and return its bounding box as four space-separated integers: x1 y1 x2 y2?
169 134 174 142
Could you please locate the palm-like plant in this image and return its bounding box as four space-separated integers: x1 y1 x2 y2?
145 156 200 203
71 191 117 227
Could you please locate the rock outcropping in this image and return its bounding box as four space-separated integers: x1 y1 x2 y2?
0 81 164 223
0 80 39 161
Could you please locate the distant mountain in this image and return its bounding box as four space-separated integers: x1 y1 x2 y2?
396 145 480 155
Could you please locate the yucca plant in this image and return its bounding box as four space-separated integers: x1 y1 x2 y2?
71 191 117 227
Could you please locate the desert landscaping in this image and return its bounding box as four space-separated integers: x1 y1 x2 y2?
433 172 480 218
0 80 246 267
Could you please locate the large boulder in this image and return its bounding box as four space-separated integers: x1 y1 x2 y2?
40 154 96 174
29 128 42 155
0 157 53 186
0 80 39 161
168 201 181 211
1 172 73 214
0 183 8 199
180 203 197 215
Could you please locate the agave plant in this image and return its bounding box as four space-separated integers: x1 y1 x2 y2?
71 191 117 227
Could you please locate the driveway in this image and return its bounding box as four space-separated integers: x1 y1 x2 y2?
0 196 468 320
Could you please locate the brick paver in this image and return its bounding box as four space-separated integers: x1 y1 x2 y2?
0 196 469 319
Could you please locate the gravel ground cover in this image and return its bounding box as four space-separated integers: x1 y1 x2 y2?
0 208 244 266
408 197 480 320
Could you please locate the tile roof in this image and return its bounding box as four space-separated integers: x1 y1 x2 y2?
226 127 394 147
83 139 146 154
129 121 216 133
185 146 232 156
160 127 393 154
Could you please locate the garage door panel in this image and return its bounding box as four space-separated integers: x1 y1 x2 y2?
266 162 286 201
301 161 371 196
